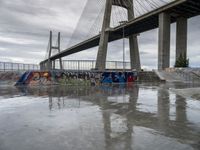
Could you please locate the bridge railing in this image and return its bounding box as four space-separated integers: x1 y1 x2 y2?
0 62 39 72
55 60 131 71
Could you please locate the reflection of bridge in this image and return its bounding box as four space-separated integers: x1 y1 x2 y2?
15 84 200 149
40 0 200 71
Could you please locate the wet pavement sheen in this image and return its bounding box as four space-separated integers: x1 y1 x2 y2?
0 83 200 150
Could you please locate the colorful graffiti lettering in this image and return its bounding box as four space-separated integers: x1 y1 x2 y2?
100 72 137 84
28 72 52 85
15 71 138 86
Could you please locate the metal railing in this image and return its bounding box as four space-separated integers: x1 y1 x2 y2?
54 60 131 71
175 68 200 83
1 60 132 72
0 62 39 72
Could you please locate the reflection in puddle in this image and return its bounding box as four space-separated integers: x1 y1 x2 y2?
0 84 199 150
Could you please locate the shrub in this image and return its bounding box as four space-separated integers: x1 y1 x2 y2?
174 53 189 68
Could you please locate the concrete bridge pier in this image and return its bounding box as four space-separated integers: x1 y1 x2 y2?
40 62 44 70
40 60 54 71
40 62 45 70
40 61 47 71
47 31 53 70
96 0 141 71
53 60 56 70
95 0 112 71
57 32 63 70
158 12 171 70
45 62 49 70
176 17 188 61
158 13 188 70
47 60 52 70
128 0 141 71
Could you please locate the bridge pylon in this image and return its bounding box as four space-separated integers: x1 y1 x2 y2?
41 31 63 70
95 0 141 71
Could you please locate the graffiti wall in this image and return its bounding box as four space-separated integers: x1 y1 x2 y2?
15 71 138 86
28 72 52 85
100 72 137 84
16 71 93 86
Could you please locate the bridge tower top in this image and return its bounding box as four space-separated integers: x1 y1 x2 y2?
44 31 63 70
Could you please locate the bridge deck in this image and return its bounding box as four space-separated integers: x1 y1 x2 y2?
41 0 200 64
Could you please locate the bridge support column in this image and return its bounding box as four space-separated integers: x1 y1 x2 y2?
48 31 53 70
176 17 187 61
95 0 112 71
43 63 46 70
48 60 52 70
59 59 63 70
53 60 56 70
45 62 48 70
128 0 141 71
40 62 45 71
158 12 171 70
40 63 42 71
58 32 63 70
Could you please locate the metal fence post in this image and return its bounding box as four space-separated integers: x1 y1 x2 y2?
3 62 5 72
92 61 95 69
0 60 135 72
11 63 13 71
0 62 40 72
78 60 80 72
18 63 19 71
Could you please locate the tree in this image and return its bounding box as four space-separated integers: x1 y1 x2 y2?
174 53 189 68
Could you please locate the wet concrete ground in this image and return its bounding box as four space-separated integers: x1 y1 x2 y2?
0 83 200 150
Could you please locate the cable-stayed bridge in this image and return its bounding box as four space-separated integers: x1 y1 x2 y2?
40 0 200 71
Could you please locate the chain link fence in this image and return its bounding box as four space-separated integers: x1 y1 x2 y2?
0 62 39 72
57 60 131 71
0 60 131 72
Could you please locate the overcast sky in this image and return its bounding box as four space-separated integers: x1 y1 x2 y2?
0 0 199 69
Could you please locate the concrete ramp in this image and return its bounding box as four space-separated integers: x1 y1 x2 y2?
138 71 164 82
155 69 200 83
155 70 185 82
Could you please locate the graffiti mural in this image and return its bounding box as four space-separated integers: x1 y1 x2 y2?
100 72 137 84
15 71 52 86
29 72 52 85
15 70 138 86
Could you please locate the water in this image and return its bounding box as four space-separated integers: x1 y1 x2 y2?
0 84 199 150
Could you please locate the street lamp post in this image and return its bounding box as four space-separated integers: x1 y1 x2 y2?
119 21 128 72
123 25 125 72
